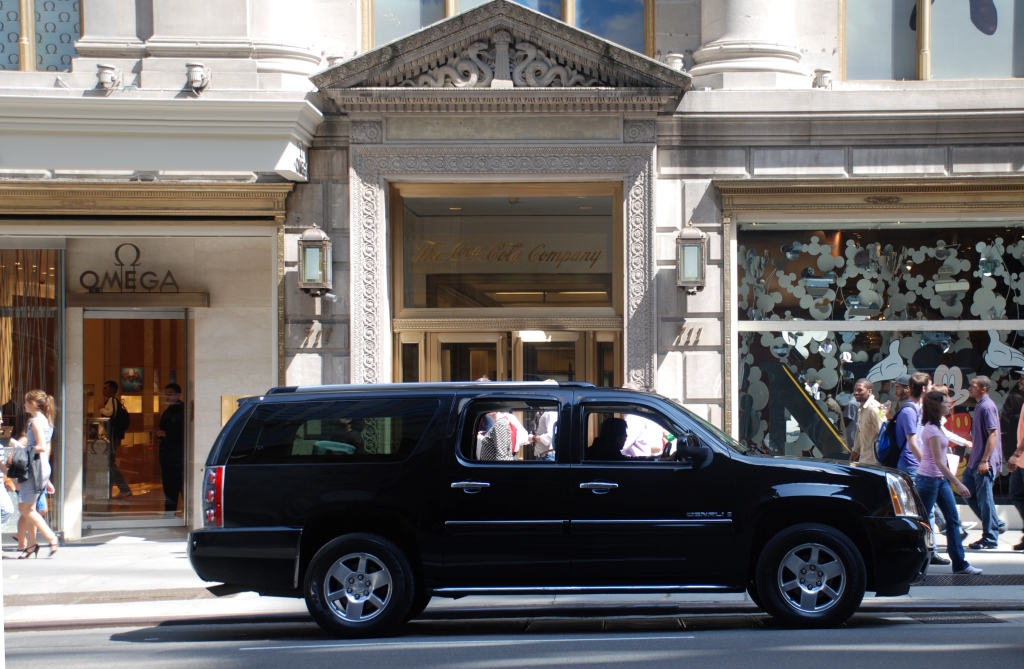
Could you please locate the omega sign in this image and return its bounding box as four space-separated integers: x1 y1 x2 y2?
79 244 180 294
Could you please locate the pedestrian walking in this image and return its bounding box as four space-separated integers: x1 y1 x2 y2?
849 378 883 465
917 390 981 575
964 376 1003 550
100 380 133 499
1007 373 1024 552
15 390 59 558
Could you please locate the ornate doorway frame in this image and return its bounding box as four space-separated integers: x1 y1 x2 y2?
349 144 656 388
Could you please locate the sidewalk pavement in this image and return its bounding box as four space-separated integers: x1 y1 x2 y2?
3 527 1024 631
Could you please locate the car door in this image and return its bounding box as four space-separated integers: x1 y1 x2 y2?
569 395 740 586
441 391 573 585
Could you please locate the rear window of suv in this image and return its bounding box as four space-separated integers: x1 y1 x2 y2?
228 398 441 464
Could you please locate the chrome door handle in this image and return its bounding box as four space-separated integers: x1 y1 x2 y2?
580 482 618 494
451 481 490 493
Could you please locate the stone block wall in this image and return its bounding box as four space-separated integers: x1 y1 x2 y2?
283 138 352 386
654 174 726 427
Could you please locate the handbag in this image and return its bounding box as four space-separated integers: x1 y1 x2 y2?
7 445 29 483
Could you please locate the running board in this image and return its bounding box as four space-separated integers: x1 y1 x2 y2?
432 585 739 598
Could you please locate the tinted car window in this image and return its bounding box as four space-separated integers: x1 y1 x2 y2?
582 402 704 462
229 398 440 464
459 398 561 463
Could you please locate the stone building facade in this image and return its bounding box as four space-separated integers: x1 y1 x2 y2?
2 0 1024 533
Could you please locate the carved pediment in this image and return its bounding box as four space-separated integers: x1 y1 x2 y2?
312 0 689 111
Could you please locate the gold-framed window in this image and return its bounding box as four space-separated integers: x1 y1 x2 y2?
363 0 655 57
389 182 624 319
0 0 81 72
842 0 1024 81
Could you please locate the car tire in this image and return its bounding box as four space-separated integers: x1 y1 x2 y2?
754 523 865 628
304 533 415 638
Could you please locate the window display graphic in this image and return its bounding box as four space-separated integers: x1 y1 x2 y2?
737 224 1024 503
120 367 143 393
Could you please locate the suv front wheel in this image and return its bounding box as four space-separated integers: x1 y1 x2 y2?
304 533 415 638
754 523 865 628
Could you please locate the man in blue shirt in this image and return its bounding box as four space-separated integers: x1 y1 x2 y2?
965 376 1003 550
895 373 926 476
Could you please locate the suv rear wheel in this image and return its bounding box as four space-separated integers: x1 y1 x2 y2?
754 523 865 628
304 533 415 638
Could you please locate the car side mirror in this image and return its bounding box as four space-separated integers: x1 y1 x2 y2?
663 432 713 468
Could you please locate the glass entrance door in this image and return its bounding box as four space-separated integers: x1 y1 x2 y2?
82 311 187 528
398 330 620 386
422 333 508 382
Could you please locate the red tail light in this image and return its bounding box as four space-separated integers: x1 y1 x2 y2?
203 466 224 528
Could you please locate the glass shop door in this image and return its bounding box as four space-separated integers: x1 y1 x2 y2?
82 310 188 528
396 330 620 387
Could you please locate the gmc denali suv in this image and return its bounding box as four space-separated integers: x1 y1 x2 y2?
188 382 928 637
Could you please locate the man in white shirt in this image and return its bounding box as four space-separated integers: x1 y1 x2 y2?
618 383 666 458
530 410 558 460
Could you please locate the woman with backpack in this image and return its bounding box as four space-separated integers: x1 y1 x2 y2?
101 380 132 499
15 390 59 558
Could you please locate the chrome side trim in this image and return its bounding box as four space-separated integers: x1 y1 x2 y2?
444 520 565 526
571 518 733 525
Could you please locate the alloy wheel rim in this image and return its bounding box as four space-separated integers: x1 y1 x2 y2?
776 542 846 614
324 552 393 622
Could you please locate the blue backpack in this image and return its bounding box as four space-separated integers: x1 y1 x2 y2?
873 418 901 468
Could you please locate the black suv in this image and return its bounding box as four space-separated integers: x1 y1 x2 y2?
188 382 928 637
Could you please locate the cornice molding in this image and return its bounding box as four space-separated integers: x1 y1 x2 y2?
0 182 293 218
0 97 324 144
716 177 1024 214
329 88 674 114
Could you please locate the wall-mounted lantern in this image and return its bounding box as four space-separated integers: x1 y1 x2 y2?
297 223 336 304
96 64 122 91
676 223 707 295
185 63 211 94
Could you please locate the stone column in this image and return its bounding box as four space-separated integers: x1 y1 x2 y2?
688 0 809 89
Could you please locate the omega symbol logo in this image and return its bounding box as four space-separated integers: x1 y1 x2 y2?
79 243 180 294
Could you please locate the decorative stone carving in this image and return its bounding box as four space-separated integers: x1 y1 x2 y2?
624 120 656 143
349 146 656 387
350 120 383 144
512 42 599 87
395 34 602 89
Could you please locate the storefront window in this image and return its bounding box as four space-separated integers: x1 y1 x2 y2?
846 0 1024 80
459 0 560 18
739 223 1024 323
35 0 80 72
371 0 645 52
1 249 63 532
576 0 644 53
846 0 917 80
374 0 445 47
931 0 1024 79
738 223 1024 502
401 194 616 310
0 0 22 70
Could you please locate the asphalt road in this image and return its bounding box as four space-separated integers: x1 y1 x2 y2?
6 612 1024 669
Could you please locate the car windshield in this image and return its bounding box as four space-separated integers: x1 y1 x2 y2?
660 395 748 454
